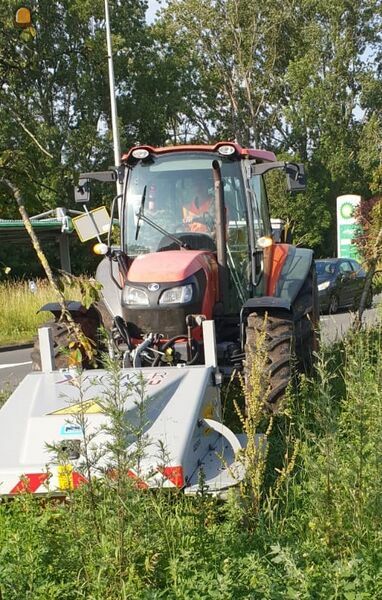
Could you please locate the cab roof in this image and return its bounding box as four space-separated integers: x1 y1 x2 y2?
122 142 276 163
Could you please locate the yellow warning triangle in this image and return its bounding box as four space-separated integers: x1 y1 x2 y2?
49 400 104 415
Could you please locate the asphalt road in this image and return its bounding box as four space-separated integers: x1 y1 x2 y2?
0 346 33 393
0 296 381 395
320 294 381 344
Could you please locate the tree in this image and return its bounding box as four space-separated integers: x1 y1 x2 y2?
157 0 382 254
0 0 150 217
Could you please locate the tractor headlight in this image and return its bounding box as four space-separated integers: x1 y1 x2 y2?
318 281 331 291
159 284 193 305
123 285 149 305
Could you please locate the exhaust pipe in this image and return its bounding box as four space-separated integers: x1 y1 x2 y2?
212 160 228 311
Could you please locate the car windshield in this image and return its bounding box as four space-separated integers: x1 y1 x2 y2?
316 261 335 275
123 153 246 255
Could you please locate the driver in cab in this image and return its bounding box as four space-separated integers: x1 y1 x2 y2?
182 175 214 234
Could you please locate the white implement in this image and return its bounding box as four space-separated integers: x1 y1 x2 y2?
0 321 246 496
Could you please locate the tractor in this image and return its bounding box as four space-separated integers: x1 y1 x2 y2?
32 141 318 409
0 141 319 497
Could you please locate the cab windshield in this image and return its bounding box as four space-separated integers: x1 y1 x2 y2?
123 153 247 256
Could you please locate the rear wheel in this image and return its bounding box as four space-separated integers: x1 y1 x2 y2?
244 268 318 410
244 311 293 409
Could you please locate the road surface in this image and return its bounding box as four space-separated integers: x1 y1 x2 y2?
0 297 381 394
320 294 381 344
0 346 33 393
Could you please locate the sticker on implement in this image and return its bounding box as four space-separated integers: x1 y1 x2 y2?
49 399 104 416
60 423 84 437
57 465 87 490
57 464 74 490
147 372 168 386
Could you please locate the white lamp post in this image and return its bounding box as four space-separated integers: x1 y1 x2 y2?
104 0 123 198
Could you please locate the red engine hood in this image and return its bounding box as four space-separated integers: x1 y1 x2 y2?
127 250 215 283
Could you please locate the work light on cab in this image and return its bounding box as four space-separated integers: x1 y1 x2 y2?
132 148 150 159
257 236 273 248
217 144 236 156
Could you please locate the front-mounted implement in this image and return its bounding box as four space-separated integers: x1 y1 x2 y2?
0 321 252 497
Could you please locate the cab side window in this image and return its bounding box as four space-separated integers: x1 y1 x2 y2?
249 174 272 240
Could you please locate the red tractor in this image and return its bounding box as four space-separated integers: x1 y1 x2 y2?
33 142 318 408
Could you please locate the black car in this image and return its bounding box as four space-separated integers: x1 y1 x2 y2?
316 258 373 314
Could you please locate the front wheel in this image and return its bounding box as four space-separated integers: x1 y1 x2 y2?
244 268 318 411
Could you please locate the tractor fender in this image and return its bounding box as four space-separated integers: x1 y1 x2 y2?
239 297 291 348
37 301 104 328
37 301 88 318
240 247 315 343
268 245 314 306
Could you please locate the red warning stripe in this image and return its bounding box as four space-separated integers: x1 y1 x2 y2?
72 471 87 488
160 466 184 488
8 467 183 494
10 473 49 494
127 469 149 489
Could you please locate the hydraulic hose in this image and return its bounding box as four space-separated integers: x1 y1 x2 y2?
152 335 199 367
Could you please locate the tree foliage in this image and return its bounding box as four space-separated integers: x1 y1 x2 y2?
157 0 382 253
0 0 382 257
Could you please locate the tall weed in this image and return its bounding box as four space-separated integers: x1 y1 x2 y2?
0 278 82 345
1 324 382 598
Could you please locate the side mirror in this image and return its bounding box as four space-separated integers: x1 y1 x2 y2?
251 161 307 194
74 178 90 203
72 206 111 242
286 163 306 194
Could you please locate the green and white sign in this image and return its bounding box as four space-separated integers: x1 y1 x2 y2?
336 194 361 260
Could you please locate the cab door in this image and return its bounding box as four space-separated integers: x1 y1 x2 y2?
222 172 251 310
248 172 272 295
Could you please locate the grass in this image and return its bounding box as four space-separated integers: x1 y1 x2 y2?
0 386 10 409
0 278 81 345
1 323 382 598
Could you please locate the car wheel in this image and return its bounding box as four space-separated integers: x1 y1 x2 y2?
328 294 338 314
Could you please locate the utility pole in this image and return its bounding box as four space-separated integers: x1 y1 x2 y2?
104 0 123 199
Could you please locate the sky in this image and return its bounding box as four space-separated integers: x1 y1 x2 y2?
146 0 161 23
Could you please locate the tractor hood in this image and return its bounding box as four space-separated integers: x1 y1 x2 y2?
128 249 215 284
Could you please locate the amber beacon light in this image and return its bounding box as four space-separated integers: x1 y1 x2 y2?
15 7 32 27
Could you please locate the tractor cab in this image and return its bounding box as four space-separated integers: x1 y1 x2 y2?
121 143 276 313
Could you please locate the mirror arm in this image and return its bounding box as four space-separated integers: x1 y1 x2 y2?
79 169 118 183
251 161 287 176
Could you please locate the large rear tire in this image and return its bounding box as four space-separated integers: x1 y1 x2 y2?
244 267 318 410
244 311 293 409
